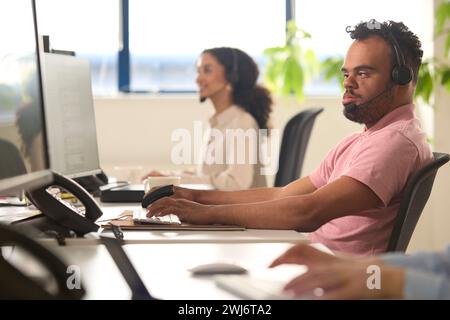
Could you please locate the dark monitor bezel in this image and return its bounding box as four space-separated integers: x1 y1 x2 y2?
0 0 52 195
65 168 102 180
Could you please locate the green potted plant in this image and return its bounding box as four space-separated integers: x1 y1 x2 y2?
262 20 319 101
415 1 450 104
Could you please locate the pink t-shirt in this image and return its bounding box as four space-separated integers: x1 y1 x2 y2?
309 104 432 256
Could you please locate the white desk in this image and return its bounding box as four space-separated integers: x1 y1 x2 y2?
44 241 305 300
98 203 309 244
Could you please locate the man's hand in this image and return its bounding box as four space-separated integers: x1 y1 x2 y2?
146 197 214 225
145 185 198 202
171 186 198 202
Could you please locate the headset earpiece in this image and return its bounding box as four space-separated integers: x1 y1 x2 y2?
227 48 239 85
388 32 413 85
392 65 413 85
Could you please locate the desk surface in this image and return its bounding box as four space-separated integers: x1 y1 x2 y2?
44 241 306 300
0 200 308 244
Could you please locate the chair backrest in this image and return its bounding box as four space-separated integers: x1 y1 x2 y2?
274 107 324 187
387 152 450 252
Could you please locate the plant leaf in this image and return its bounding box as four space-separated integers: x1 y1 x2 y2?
440 67 450 93
261 19 313 100
263 46 287 56
416 63 434 104
304 49 319 80
445 33 450 57
282 57 304 99
320 56 345 90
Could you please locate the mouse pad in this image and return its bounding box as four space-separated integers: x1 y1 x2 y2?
99 210 246 231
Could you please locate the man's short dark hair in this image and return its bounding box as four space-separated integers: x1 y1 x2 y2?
346 20 423 83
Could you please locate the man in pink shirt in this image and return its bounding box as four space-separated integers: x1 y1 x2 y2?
146 20 433 256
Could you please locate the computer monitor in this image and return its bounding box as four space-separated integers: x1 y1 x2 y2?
0 0 52 195
0 0 101 236
40 52 102 179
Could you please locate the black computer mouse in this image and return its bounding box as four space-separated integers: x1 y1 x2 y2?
141 184 174 208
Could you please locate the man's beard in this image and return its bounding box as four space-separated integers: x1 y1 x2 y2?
343 86 394 125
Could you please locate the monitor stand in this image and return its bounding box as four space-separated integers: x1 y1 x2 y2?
73 170 110 196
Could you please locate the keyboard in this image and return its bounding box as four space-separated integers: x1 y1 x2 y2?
132 207 181 225
215 275 295 300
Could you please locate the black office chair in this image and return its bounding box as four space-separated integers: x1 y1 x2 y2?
386 152 450 252
274 107 324 187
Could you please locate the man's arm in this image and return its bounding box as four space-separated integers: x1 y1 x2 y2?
179 176 317 205
208 176 381 230
148 176 381 230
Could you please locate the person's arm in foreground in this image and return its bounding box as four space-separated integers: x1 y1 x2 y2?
270 243 405 299
270 243 450 299
379 245 450 299
380 246 450 276
147 176 381 230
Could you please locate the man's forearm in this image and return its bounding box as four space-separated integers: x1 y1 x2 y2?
193 187 283 205
190 176 317 205
208 195 317 230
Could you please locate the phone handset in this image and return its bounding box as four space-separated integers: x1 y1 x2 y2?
24 171 102 236
0 223 85 299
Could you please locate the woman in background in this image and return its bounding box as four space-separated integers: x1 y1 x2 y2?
143 47 273 191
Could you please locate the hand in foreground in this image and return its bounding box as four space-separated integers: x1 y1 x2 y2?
270 244 404 299
146 197 214 225
282 259 405 299
270 243 342 268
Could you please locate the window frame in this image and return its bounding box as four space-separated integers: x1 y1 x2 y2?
117 0 293 93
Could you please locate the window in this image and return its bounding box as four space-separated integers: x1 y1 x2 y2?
33 1 434 97
35 0 119 95
129 0 286 92
35 0 286 95
295 0 434 95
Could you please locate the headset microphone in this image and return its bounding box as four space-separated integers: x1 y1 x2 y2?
344 85 393 113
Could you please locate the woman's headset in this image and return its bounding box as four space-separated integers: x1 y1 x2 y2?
227 48 239 85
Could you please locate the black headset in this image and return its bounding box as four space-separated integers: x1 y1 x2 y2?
227 48 239 85
387 30 413 85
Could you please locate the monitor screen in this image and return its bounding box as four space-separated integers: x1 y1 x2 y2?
41 53 101 178
0 0 51 194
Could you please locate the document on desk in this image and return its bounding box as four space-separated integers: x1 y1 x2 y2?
0 206 41 223
99 210 246 231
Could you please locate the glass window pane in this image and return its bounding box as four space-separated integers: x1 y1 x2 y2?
129 0 285 92
35 0 119 95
